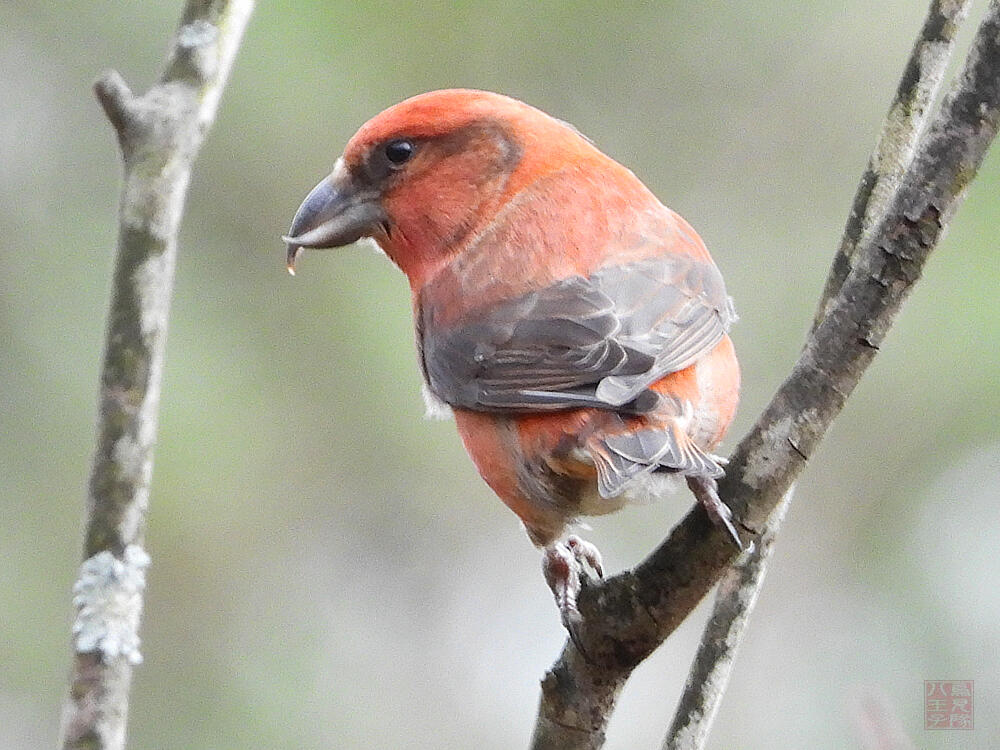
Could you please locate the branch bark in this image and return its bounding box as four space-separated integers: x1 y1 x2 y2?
661 487 793 750
659 3 973 746
60 3 254 749
814 0 973 327
530 1 1000 747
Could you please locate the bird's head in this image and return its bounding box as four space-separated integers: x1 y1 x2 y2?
283 89 600 286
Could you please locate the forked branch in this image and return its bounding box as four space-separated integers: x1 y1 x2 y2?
665 2 973 747
531 2 1000 747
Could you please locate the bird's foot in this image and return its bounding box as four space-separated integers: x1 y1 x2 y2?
686 474 743 550
542 535 604 629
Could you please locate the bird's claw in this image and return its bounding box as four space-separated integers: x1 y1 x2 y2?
543 535 604 630
709 501 743 550
567 535 604 578
687 475 743 551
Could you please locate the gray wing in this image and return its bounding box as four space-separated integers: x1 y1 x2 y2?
421 255 735 414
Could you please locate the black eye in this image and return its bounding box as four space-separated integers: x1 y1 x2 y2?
384 139 414 166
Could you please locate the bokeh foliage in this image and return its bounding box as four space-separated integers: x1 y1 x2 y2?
1 2 997 748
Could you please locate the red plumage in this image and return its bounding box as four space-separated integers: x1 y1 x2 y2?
285 90 741 620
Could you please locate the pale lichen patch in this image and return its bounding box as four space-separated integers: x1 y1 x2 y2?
71 545 151 666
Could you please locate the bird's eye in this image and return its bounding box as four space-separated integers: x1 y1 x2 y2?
384 139 414 166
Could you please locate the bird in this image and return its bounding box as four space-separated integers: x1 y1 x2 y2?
283 89 741 624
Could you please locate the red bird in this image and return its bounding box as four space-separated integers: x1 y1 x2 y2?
284 90 741 622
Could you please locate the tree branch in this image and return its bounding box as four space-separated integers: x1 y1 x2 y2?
530 1 1000 747
814 0 973 327
658 7 975 744
59 3 254 749
662 487 793 750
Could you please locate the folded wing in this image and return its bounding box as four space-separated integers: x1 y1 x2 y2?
421 254 735 414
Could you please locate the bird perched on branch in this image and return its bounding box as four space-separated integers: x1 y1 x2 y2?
284 89 741 624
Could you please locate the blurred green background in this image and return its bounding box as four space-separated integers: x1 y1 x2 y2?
2 1 998 748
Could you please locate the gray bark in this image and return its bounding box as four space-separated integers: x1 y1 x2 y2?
59 2 254 749
530 1 1000 747
663 2 975 747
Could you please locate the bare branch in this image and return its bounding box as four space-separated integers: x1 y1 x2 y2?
662 487 793 750
662 7 974 737
93 71 137 147
60 2 254 749
660 10 974 741
530 1 1000 746
814 0 973 327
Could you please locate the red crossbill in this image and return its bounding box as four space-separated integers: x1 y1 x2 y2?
284 90 741 622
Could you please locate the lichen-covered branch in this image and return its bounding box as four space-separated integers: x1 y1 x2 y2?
814 0 972 327
662 487 792 750
530 1 1000 747
665 12 970 738
60 2 253 749
659 12 973 744
665 12 973 742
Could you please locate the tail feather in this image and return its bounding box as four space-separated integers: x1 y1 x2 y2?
592 421 724 500
589 440 650 498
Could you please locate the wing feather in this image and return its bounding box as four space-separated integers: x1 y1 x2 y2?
422 254 734 414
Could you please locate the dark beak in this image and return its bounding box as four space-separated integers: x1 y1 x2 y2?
282 164 385 274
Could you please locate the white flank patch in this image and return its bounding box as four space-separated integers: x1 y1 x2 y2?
421 382 453 420
357 236 386 258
